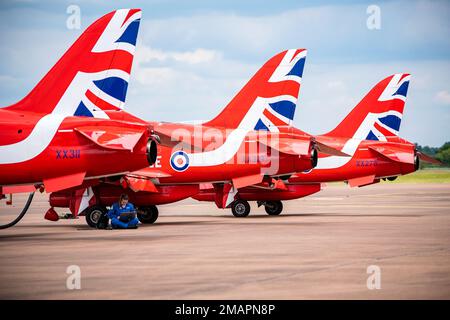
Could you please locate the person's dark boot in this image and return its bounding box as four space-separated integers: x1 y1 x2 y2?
127 225 138 229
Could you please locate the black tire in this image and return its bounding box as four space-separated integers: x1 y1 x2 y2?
264 200 283 215
85 205 107 228
137 205 159 224
231 200 250 217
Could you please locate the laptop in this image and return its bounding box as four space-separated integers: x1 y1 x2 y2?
119 211 136 221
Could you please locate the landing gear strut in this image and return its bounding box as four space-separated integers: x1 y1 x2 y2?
137 205 159 224
231 200 250 217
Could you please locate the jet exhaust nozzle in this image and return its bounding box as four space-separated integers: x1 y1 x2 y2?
414 153 420 171
310 147 318 169
146 138 158 165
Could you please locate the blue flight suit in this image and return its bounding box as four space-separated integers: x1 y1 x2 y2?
107 202 139 229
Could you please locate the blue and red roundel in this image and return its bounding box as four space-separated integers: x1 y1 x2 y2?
170 150 190 172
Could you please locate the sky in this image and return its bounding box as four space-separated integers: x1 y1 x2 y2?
0 0 449 147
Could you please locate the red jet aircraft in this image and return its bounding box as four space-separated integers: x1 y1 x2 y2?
45 49 347 227
194 73 441 216
0 9 163 228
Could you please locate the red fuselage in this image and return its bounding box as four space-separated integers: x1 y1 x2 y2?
290 135 417 184
0 109 153 187
141 121 316 184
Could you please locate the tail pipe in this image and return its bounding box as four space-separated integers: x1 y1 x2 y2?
310 146 318 169
146 134 159 166
414 152 420 171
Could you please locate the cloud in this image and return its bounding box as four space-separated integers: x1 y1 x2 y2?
134 67 179 87
136 46 221 65
435 90 450 105
128 45 256 122
139 0 450 62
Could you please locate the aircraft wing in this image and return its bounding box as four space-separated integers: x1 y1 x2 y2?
314 140 351 157
369 144 415 164
149 123 204 152
260 137 350 157
129 168 172 179
115 168 172 193
347 175 379 188
121 175 158 193
44 172 86 192
1 184 37 194
74 126 146 151
232 174 264 189
262 137 311 155
252 131 350 157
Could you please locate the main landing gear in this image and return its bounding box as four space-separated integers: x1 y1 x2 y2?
85 205 107 228
84 204 160 228
262 200 283 216
137 205 159 224
231 199 283 218
230 200 285 217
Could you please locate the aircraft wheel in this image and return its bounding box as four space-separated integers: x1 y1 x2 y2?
264 200 283 215
137 205 159 224
85 205 107 228
231 200 250 217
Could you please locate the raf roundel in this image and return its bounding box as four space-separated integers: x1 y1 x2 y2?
170 150 190 172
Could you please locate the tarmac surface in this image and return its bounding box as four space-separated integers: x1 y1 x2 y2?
0 183 449 299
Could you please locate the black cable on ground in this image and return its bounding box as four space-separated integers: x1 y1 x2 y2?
0 192 35 229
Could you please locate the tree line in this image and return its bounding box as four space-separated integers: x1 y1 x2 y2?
415 141 450 168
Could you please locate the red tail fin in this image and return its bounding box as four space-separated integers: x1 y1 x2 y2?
204 49 307 132
325 73 410 141
5 9 142 118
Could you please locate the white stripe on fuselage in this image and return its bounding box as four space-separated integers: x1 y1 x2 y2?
0 69 129 164
313 138 361 169
313 110 402 170
0 114 66 165
188 96 267 166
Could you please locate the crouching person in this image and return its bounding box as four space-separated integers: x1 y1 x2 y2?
107 194 139 229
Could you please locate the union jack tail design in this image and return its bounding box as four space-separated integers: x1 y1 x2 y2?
325 73 410 141
5 9 142 119
204 49 307 132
